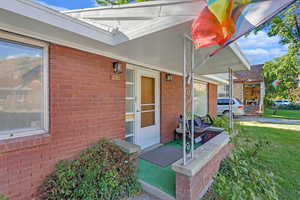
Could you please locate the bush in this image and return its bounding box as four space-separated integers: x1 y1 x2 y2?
0 195 9 200
38 139 141 200
204 135 279 200
213 116 244 134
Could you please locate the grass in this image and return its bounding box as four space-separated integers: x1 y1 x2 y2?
263 108 300 120
239 122 300 200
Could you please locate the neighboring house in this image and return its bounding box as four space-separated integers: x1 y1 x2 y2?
218 64 265 115
0 1 250 199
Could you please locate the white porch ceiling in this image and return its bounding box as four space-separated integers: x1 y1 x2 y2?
0 0 250 81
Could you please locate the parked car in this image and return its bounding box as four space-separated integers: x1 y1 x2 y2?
217 98 245 116
272 100 292 106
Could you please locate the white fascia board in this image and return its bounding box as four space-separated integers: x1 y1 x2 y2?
229 42 251 71
63 0 200 13
200 75 228 85
202 74 228 85
2 0 115 45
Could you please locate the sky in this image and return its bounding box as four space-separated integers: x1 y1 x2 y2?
19 0 288 65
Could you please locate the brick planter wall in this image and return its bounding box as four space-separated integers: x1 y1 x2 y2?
176 144 231 200
172 132 231 200
0 44 126 200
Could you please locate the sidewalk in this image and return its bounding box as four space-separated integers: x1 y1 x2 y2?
130 193 161 200
237 116 300 125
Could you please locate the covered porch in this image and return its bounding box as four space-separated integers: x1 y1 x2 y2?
65 1 251 199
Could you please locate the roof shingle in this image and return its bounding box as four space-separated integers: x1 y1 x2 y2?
234 64 264 82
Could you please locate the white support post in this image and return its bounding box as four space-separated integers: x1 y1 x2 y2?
228 68 234 133
191 45 195 159
183 37 187 165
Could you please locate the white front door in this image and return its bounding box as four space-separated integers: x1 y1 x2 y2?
136 69 160 149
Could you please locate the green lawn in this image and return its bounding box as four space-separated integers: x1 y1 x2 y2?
263 108 300 120
239 122 300 200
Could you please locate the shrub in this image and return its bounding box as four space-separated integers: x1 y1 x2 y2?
204 135 279 200
38 139 141 200
0 195 9 200
213 116 244 134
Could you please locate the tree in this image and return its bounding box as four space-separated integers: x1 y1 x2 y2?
263 49 299 101
255 1 300 102
255 1 300 49
96 0 151 6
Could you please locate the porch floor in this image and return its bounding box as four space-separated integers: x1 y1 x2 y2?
137 140 202 197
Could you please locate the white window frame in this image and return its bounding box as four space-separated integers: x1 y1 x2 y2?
0 31 49 140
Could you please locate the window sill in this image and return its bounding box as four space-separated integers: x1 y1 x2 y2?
0 133 51 153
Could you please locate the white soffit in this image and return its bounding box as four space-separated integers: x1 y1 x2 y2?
64 0 205 43
0 0 250 76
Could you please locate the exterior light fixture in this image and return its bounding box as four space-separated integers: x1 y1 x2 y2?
113 62 122 74
166 73 173 81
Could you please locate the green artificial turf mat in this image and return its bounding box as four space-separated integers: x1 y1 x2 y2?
137 159 176 197
166 139 202 150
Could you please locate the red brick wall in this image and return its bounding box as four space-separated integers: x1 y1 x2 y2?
160 72 183 143
0 44 125 200
208 83 217 117
176 144 232 200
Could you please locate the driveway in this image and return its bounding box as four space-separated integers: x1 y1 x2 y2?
237 116 300 125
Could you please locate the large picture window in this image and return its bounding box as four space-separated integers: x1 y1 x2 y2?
194 81 208 116
0 32 48 139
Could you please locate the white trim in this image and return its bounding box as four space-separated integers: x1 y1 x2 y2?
229 43 251 71
2 0 114 44
0 30 47 47
0 129 49 140
64 0 198 13
0 0 249 78
129 64 160 149
0 32 49 140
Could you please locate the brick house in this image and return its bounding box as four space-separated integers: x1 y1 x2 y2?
0 1 250 199
218 65 265 115
233 64 265 115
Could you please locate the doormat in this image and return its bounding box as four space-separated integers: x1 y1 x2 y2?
139 145 183 168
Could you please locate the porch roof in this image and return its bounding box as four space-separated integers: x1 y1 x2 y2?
1 0 250 80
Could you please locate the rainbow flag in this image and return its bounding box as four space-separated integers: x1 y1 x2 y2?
192 0 296 53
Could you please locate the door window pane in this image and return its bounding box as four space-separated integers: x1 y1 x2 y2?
125 68 136 143
126 69 134 83
141 111 155 128
141 77 155 127
125 121 134 137
141 77 155 104
126 99 135 113
126 84 134 98
0 39 45 135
